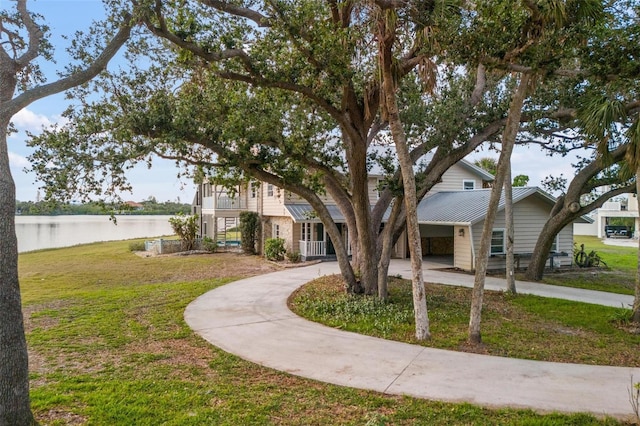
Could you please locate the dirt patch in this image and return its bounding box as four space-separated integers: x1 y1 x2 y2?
38 409 86 425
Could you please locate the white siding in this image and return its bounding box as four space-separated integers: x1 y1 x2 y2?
453 226 473 270
470 196 573 271
433 164 483 192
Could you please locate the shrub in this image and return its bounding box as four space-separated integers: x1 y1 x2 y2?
239 211 260 254
202 236 217 253
168 213 199 251
286 251 301 263
265 238 286 261
128 241 146 252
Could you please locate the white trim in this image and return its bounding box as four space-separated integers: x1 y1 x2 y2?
490 228 506 255
463 179 475 190
301 223 311 241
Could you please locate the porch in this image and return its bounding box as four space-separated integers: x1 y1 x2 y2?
298 240 351 260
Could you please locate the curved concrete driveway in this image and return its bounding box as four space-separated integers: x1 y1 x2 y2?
185 260 640 419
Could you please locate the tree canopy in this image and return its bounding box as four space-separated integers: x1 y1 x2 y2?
25 0 640 338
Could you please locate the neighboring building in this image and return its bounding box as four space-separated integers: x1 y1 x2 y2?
595 195 639 239
192 153 586 272
124 201 144 211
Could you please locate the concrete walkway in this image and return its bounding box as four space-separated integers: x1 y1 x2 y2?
184 260 640 420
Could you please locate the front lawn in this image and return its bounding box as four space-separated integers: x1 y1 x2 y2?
289 275 640 367
20 240 626 424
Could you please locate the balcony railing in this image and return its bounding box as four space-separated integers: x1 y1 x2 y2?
299 240 326 258
216 197 246 210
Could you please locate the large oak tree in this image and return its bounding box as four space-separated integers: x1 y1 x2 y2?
0 1 136 423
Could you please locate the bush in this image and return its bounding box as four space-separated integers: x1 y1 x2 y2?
265 238 286 261
128 241 146 252
286 251 301 263
202 236 217 253
239 211 260 254
168 213 199 251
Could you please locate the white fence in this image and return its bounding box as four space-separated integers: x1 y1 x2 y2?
145 239 205 254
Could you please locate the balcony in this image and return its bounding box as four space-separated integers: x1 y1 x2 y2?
216 197 246 210
202 196 246 211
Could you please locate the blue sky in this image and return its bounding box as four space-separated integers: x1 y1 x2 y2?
8 0 195 203
7 0 583 204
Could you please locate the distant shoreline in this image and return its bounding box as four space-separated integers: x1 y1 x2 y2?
14 212 183 216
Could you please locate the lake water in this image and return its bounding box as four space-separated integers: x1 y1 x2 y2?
15 215 174 253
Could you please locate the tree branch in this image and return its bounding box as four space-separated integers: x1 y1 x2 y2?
3 15 134 117
199 0 271 27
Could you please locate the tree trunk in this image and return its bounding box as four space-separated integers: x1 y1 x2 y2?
377 199 405 300
526 214 568 281
0 123 35 425
378 14 429 340
352 163 379 296
377 225 394 301
469 73 530 344
505 162 516 294
632 166 640 323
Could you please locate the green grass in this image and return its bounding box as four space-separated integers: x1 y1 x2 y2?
289 276 640 367
21 240 625 425
538 236 637 295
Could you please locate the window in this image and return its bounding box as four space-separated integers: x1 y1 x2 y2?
267 184 274 197
301 223 311 241
250 182 257 198
490 229 505 255
551 234 559 252
272 223 280 238
463 180 475 190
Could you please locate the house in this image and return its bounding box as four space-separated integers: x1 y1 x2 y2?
192 153 585 272
574 194 639 239
124 201 144 211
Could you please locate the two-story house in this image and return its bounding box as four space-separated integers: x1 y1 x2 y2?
192 154 586 272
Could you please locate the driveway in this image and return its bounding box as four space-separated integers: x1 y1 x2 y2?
185 259 639 421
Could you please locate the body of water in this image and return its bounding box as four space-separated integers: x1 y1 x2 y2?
15 215 174 253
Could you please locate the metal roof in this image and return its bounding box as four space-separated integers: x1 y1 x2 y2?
285 204 346 223
285 187 590 225
416 187 555 225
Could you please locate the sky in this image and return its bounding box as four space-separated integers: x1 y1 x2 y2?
6 0 585 204
8 0 195 203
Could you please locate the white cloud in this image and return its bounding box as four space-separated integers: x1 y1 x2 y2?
11 108 53 132
9 152 30 168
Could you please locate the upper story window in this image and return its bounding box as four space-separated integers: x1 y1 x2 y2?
490 229 505 255
463 180 475 190
267 184 274 197
250 182 257 199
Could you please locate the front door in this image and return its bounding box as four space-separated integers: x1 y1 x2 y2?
316 223 339 255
